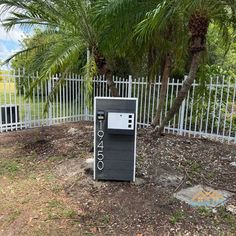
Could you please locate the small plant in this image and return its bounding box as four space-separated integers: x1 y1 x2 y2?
46 199 62 208
101 214 110 224
217 206 236 227
207 171 215 179
46 173 56 181
63 209 78 219
186 160 202 173
51 184 63 194
46 199 79 220
7 209 21 223
197 206 212 217
169 210 185 225
47 156 64 162
0 160 19 175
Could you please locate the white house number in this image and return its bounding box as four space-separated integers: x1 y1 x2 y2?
97 122 104 171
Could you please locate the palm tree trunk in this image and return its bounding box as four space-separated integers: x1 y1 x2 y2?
93 49 119 97
157 51 202 134
152 54 171 126
156 11 209 135
106 70 119 97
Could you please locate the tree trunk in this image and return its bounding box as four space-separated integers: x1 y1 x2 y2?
106 70 120 97
155 11 209 135
93 49 119 97
152 54 171 127
156 51 202 134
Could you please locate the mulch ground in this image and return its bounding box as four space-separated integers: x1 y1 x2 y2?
0 122 235 236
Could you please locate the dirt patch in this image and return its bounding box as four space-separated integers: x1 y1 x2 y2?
0 122 235 235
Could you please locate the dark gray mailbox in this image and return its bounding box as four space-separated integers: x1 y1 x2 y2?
94 97 138 181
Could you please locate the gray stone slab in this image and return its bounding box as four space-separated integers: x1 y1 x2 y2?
156 173 183 188
174 185 234 207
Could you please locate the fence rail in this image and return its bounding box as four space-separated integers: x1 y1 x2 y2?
0 69 235 143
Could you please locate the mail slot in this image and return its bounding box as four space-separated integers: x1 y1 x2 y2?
94 97 138 181
107 112 135 135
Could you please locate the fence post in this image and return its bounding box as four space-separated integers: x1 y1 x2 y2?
179 99 186 135
48 79 53 125
128 75 132 98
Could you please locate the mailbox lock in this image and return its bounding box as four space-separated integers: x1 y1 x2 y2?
97 111 105 120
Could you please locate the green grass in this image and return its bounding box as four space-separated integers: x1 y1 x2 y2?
169 210 186 225
217 206 236 227
6 209 21 223
46 199 78 220
0 159 20 176
100 214 110 224
197 206 212 217
63 209 78 219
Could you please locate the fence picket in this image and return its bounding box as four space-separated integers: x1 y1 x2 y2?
223 81 230 138
169 79 175 133
137 77 141 126
140 77 144 126
66 77 69 122
184 90 190 136
19 69 22 130
62 77 65 122
143 78 148 126
156 76 161 126
151 78 156 122
211 76 219 136
105 76 108 97
199 96 204 134
205 77 213 134
8 71 13 131
23 69 27 129
189 80 195 136
13 70 17 130
193 97 199 137
228 80 236 143
174 79 180 133
217 76 225 136
59 77 62 123
147 84 152 125
69 74 72 121
3 72 7 131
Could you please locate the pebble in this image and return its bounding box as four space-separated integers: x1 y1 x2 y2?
230 162 236 167
226 205 236 215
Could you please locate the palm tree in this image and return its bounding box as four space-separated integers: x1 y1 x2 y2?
0 0 119 96
134 7 188 126
129 0 235 133
154 0 236 134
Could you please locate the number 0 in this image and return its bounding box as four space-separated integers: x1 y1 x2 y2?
97 161 104 170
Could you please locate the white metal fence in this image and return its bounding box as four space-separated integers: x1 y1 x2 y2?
0 69 236 143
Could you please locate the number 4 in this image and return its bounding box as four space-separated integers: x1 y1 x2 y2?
97 141 104 149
